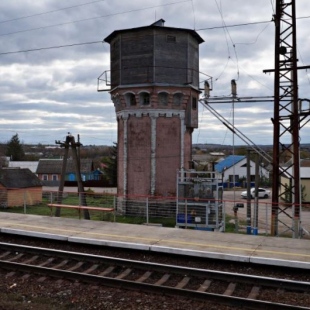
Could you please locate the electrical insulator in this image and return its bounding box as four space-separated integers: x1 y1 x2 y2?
231 79 237 98
204 81 210 98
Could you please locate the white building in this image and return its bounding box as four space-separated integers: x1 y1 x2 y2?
215 155 269 186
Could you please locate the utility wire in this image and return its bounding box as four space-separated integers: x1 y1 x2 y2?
234 23 271 45
0 0 106 24
191 0 196 30
270 0 275 14
0 19 275 57
214 0 231 57
214 0 239 81
0 0 191 37
0 14 309 57
197 15 310 32
0 41 102 56
196 20 271 31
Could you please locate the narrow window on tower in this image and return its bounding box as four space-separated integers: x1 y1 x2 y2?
158 92 168 106
124 93 136 106
139 92 150 106
173 93 183 106
130 94 137 106
192 97 197 110
112 94 120 106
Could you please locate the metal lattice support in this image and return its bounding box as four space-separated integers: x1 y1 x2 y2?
263 0 310 237
203 1 310 237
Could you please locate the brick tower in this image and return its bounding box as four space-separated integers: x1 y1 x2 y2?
104 19 204 197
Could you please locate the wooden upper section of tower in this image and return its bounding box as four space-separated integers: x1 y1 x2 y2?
104 19 204 90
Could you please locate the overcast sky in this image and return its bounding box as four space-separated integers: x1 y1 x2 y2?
0 0 309 146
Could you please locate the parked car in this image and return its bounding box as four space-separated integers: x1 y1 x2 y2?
241 188 271 199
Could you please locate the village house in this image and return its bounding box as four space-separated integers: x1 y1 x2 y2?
0 168 42 207
214 155 270 188
36 158 100 186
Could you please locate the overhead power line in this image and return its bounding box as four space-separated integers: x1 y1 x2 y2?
0 20 277 56
0 15 309 57
196 20 271 31
196 15 310 31
0 0 106 24
0 0 191 37
0 41 102 56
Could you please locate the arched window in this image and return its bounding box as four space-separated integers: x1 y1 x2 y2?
124 93 136 106
112 94 120 106
173 93 183 106
158 92 169 106
139 92 150 106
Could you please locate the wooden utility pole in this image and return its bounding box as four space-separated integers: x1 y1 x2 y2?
55 133 90 220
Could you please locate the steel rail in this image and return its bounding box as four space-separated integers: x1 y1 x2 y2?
0 260 308 310
1 242 310 292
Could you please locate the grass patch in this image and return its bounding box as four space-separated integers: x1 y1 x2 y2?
224 214 237 233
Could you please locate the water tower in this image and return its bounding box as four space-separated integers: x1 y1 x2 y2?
102 19 204 197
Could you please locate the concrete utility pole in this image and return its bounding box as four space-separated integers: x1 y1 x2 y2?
55 134 90 220
246 149 251 234
253 153 260 235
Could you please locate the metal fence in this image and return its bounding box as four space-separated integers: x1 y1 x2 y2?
223 198 310 238
0 188 309 238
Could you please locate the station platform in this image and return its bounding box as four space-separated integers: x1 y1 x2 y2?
0 212 309 269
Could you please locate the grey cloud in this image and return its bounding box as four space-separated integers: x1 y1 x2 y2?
0 0 309 146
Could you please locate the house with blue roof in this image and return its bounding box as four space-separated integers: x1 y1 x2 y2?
214 155 269 187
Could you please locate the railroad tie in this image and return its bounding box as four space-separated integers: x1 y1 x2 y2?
39 257 55 267
5 271 16 278
0 251 11 259
22 255 39 264
248 286 260 299
52 260 69 269
175 276 191 289
223 282 236 296
8 253 24 262
21 274 31 280
136 271 152 283
116 268 132 279
84 264 99 274
38 258 55 280
197 279 212 292
99 266 115 276
154 274 170 286
67 261 84 272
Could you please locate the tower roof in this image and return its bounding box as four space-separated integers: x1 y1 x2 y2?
104 19 204 44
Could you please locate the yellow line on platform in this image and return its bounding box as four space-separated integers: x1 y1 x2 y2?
2 222 310 259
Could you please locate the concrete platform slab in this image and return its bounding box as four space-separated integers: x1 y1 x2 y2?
0 213 309 269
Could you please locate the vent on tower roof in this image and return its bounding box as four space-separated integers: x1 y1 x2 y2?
151 19 165 27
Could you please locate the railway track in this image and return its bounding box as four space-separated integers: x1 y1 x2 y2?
0 242 309 309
